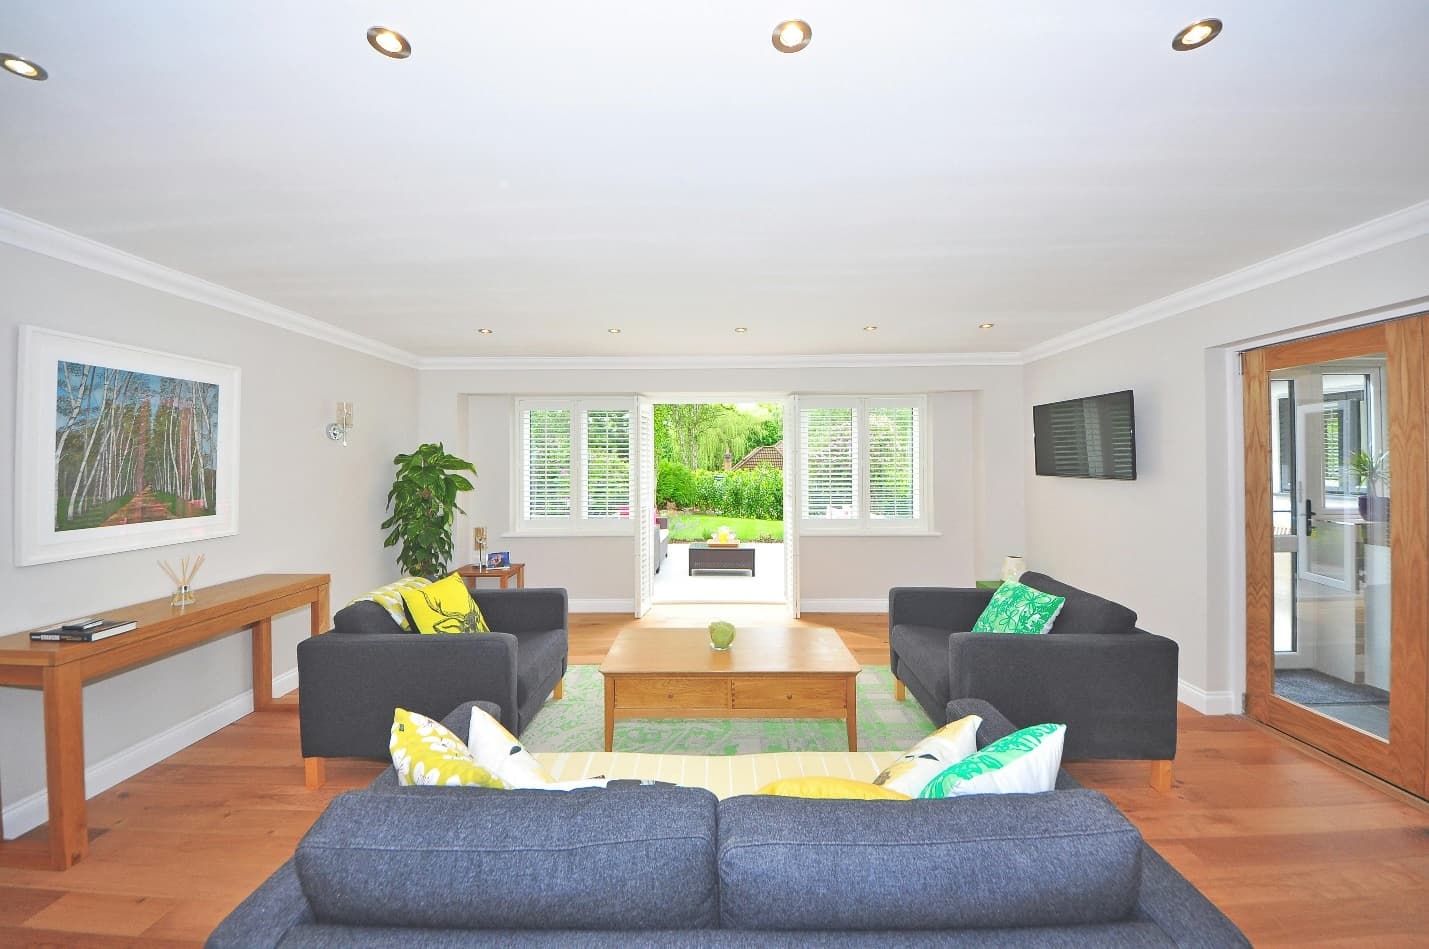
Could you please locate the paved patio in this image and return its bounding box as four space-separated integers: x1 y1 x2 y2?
653 542 785 605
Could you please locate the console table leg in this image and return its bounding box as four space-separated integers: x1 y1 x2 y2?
311 583 330 636
305 758 326 790
43 664 87 869
1150 759 1173 792
251 618 273 711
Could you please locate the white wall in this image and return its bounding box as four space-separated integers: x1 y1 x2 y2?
0 244 417 835
1023 234 1429 711
423 365 1026 608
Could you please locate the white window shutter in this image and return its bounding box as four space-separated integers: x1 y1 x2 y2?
867 404 919 520
801 407 857 520
523 408 572 519
583 408 632 519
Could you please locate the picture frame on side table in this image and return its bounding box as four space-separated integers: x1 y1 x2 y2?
15 325 241 565
486 551 509 569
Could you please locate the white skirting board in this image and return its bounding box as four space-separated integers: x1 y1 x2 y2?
1178 678 1240 715
1 669 299 841
799 598 887 613
568 598 636 613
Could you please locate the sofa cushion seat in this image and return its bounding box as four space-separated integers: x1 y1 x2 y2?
296 787 720 931
716 790 1143 931
1018 572 1137 635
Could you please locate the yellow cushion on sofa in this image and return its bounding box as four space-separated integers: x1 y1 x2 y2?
389 708 505 788
400 573 490 634
758 776 911 800
347 576 430 630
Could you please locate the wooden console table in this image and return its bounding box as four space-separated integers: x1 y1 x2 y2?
0 573 330 870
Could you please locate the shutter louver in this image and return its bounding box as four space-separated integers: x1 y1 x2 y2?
523 408 572 519
802 407 857 519
868 405 919 519
584 408 632 519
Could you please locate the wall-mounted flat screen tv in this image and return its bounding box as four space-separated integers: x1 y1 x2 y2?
1033 389 1137 480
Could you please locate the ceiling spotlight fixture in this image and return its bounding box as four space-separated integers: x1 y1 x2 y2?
863 325 878 332
978 322 995 330
1171 18 1222 51
772 19 812 54
607 327 622 334
1 54 47 80
477 327 494 335
366 26 412 59
734 327 749 334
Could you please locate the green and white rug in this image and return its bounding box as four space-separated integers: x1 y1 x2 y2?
521 664 934 755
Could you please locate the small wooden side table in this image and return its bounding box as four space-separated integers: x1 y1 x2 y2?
458 562 526 589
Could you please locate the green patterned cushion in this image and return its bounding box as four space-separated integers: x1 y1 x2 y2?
346 577 431 631
971 580 1066 634
918 723 1066 798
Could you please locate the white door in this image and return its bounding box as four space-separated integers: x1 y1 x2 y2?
784 395 800 618
634 397 655 617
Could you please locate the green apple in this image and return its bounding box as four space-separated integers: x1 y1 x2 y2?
708 620 737 650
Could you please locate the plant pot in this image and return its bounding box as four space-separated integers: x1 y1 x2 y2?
1364 495 1390 523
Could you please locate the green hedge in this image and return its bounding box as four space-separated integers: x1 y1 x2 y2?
657 462 782 520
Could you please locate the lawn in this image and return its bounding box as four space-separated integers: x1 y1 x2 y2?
665 512 784 543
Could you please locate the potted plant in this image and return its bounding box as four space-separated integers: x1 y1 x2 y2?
381 443 478 579
1350 449 1390 522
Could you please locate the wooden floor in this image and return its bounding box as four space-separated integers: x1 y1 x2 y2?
2 608 1427 947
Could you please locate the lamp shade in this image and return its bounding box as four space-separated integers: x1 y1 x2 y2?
1000 556 1027 583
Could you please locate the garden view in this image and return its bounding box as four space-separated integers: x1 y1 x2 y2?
655 402 784 542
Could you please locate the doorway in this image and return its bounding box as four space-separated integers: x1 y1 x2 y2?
634 397 794 613
1243 318 1429 796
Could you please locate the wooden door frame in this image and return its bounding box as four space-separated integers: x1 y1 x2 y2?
1243 317 1429 796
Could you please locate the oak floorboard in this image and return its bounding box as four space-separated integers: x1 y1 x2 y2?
0 610 1426 948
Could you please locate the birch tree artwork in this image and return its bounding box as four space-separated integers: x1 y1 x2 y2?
54 361 220 532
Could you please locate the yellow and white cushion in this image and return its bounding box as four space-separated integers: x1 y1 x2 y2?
870 714 982 797
347 577 430 630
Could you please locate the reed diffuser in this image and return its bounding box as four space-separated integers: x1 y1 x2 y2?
160 554 205 606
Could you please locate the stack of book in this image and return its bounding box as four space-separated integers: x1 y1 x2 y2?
30 616 138 642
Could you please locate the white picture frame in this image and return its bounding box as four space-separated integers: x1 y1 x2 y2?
15 325 241 565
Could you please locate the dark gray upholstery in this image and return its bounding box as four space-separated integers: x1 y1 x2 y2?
298 587 568 759
717 791 1142 930
890 577 1178 761
211 696 1248 948
296 788 720 931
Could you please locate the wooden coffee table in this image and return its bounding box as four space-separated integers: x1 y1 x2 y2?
598 626 861 752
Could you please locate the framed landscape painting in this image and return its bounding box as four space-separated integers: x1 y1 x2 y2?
15 326 240 565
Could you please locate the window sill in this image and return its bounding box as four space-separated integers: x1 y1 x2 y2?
504 528 634 539
798 528 943 538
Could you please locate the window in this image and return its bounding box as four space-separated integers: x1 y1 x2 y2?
517 399 632 532
799 396 928 532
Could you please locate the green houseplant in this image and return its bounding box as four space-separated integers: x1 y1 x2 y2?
1350 449 1390 522
381 443 478 580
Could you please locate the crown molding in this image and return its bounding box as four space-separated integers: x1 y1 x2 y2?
1021 198 1429 364
417 351 1024 371
0 208 421 368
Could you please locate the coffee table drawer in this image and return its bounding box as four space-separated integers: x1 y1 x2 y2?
617 676 729 709
731 676 847 711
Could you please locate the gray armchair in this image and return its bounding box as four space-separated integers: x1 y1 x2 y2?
297 587 568 787
889 572 1178 790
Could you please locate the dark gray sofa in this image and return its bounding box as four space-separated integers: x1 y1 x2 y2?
296 587 568 786
209 699 1248 947
889 573 1179 789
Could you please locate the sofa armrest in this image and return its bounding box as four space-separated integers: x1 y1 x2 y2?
947 631 1179 761
889 587 993 633
472 587 567 635
297 631 521 754
204 859 311 949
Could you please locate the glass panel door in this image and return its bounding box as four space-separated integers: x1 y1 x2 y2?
1269 357 1390 740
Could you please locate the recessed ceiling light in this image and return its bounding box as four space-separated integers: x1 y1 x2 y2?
772 19 812 54
477 328 494 335
863 325 878 332
367 26 411 59
734 327 749 334
1172 18 1222 51
1 54 47 80
607 328 622 334
978 322 995 330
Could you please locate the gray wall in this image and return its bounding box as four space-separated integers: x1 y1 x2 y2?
0 243 418 835
1022 234 1429 709
422 365 1027 606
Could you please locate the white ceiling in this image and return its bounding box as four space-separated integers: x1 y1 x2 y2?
3 1 1428 359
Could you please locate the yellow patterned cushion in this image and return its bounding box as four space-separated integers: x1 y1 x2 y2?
871 714 982 797
757 776 911 800
347 576 430 630
389 708 505 788
400 573 490 634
